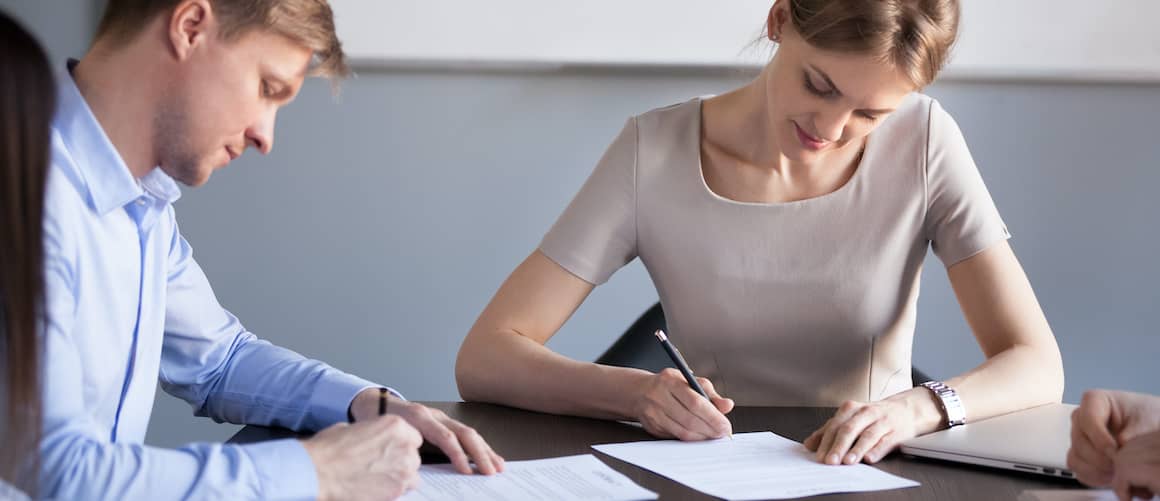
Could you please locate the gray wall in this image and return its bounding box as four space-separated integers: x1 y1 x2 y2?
5 0 1158 449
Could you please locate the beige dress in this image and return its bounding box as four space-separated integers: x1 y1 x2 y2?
539 94 1010 406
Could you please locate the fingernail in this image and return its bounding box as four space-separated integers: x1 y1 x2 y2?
845 453 858 464
828 453 840 464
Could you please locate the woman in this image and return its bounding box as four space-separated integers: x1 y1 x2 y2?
0 10 56 500
457 0 1064 466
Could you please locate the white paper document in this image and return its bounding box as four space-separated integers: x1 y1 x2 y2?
592 431 919 500
399 454 657 501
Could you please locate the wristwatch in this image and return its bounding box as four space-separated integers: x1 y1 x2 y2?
920 381 967 428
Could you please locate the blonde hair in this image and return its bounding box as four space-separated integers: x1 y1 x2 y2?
782 0 959 87
96 0 349 78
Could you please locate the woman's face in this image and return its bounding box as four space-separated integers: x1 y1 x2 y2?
763 5 917 165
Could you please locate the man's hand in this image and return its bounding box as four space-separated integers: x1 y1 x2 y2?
350 390 505 475
1068 389 1160 487
301 415 422 501
1111 430 1160 501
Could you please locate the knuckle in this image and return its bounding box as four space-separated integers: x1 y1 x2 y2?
1067 452 1081 471
1081 389 1102 403
850 441 870 455
839 400 860 413
407 428 423 446
438 428 457 443
402 426 424 442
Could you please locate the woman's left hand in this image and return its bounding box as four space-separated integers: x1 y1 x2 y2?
803 388 943 465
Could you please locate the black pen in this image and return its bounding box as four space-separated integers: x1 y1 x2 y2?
654 329 708 399
654 329 732 439
379 387 388 416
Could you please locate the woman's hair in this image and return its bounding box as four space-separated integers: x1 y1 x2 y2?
780 0 960 87
0 9 55 496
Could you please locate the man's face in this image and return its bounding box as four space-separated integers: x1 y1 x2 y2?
155 27 311 187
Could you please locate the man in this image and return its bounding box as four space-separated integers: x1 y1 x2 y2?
1069 389 1160 501
39 1 503 499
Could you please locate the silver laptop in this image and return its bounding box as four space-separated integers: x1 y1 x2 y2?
900 403 1077 479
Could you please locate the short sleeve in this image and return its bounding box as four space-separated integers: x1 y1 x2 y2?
539 117 638 285
924 100 1011 267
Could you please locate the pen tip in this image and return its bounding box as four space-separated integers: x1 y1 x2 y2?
654 329 667 341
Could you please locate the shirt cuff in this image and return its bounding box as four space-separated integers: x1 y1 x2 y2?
243 438 318 501
311 372 405 428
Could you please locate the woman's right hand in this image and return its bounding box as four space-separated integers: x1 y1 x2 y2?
633 368 735 440
1068 389 1160 487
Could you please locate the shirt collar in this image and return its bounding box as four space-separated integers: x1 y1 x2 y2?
54 59 181 215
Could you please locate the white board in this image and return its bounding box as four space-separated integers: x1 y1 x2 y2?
332 0 1160 82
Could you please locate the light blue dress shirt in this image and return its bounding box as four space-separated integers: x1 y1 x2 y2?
38 66 389 500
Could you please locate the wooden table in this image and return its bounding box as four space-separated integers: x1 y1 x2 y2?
229 403 1086 500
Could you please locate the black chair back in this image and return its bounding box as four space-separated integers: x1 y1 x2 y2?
596 302 934 386
594 302 673 373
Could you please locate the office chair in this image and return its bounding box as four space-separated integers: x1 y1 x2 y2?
595 302 933 385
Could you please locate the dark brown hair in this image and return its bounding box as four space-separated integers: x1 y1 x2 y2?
781 0 960 87
96 0 349 78
0 9 55 496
